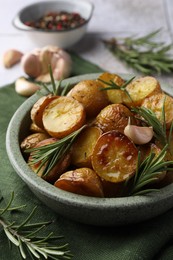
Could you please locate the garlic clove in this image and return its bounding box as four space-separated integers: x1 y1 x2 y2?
124 124 154 145
15 77 40 97
36 73 51 83
3 49 23 68
21 53 41 78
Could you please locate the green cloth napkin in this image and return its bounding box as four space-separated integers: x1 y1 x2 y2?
1 54 173 260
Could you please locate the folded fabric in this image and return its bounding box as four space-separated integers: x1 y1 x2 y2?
1 54 173 260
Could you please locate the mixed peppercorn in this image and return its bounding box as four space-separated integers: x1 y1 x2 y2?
24 11 86 31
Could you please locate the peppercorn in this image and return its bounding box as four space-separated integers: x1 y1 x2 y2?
24 11 86 31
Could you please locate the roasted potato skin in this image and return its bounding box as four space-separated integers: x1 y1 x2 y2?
95 103 136 134
54 167 104 197
71 126 102 168
123 76 162 107
31 94 58 129
141 93 173 129
91 130 138 183
98 72 125 104
28 138 71 183
20 132 50 152
67 79 109 118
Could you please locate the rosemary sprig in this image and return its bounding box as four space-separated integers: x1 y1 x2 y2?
37 65 70 96
132 106 169 147
26 125 86 176
0 192 72 259
128 145 173 195
99 76 135 101
103 30 173 74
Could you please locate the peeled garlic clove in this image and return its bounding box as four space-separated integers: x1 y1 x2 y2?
124 125 154 145
15 77 40 97
3 49 23 68
21 53 41 78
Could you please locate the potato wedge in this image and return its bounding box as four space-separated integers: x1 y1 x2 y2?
42 96 86 138
123 76 161 107
98 72 125 104
71 126 102 168
95 103 136 134
91 130 138 183
54 167 104 197
67 79 109 118
141 93 173 129
28 138 71 183
31 94 57 129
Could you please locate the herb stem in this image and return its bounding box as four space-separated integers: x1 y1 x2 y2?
103 30 173 74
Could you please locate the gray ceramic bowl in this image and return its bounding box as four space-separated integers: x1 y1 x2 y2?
13 0 94 48
6 73 173 226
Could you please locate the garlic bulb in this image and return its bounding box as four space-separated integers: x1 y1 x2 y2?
124 124 154 144
21 45 72 82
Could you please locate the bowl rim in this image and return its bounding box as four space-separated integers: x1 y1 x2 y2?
12 0 94 33
6 73 173 213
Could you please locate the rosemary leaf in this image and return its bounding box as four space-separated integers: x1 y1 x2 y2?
129 145 173 196
26 125 86 176
103 30 173 75
99 76 135 101
0 193 72 259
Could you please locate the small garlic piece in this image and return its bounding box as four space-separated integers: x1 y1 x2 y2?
124 124 154 144
15 77 40 97
3 49 23 68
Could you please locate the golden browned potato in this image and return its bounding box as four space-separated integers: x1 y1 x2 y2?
30 122 48 133
71 126 102 168
91 130 138 183
28 138 71 183
54 167 104 197
67 79 109 118
94 103 136 134
42 96 86 138
97 72 125 104
123 76 162 107
31 94 58 129
20 132 50 152
141 93 173 129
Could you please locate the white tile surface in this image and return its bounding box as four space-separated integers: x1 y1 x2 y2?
0 0 173 86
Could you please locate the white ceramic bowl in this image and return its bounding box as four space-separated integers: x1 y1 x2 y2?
6 73 173 226
13 0 94 48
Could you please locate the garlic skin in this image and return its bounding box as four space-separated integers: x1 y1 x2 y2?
15 77 40 97
21 45 72 82
124 125 154 145
3 49 23 68
21 53 41 78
